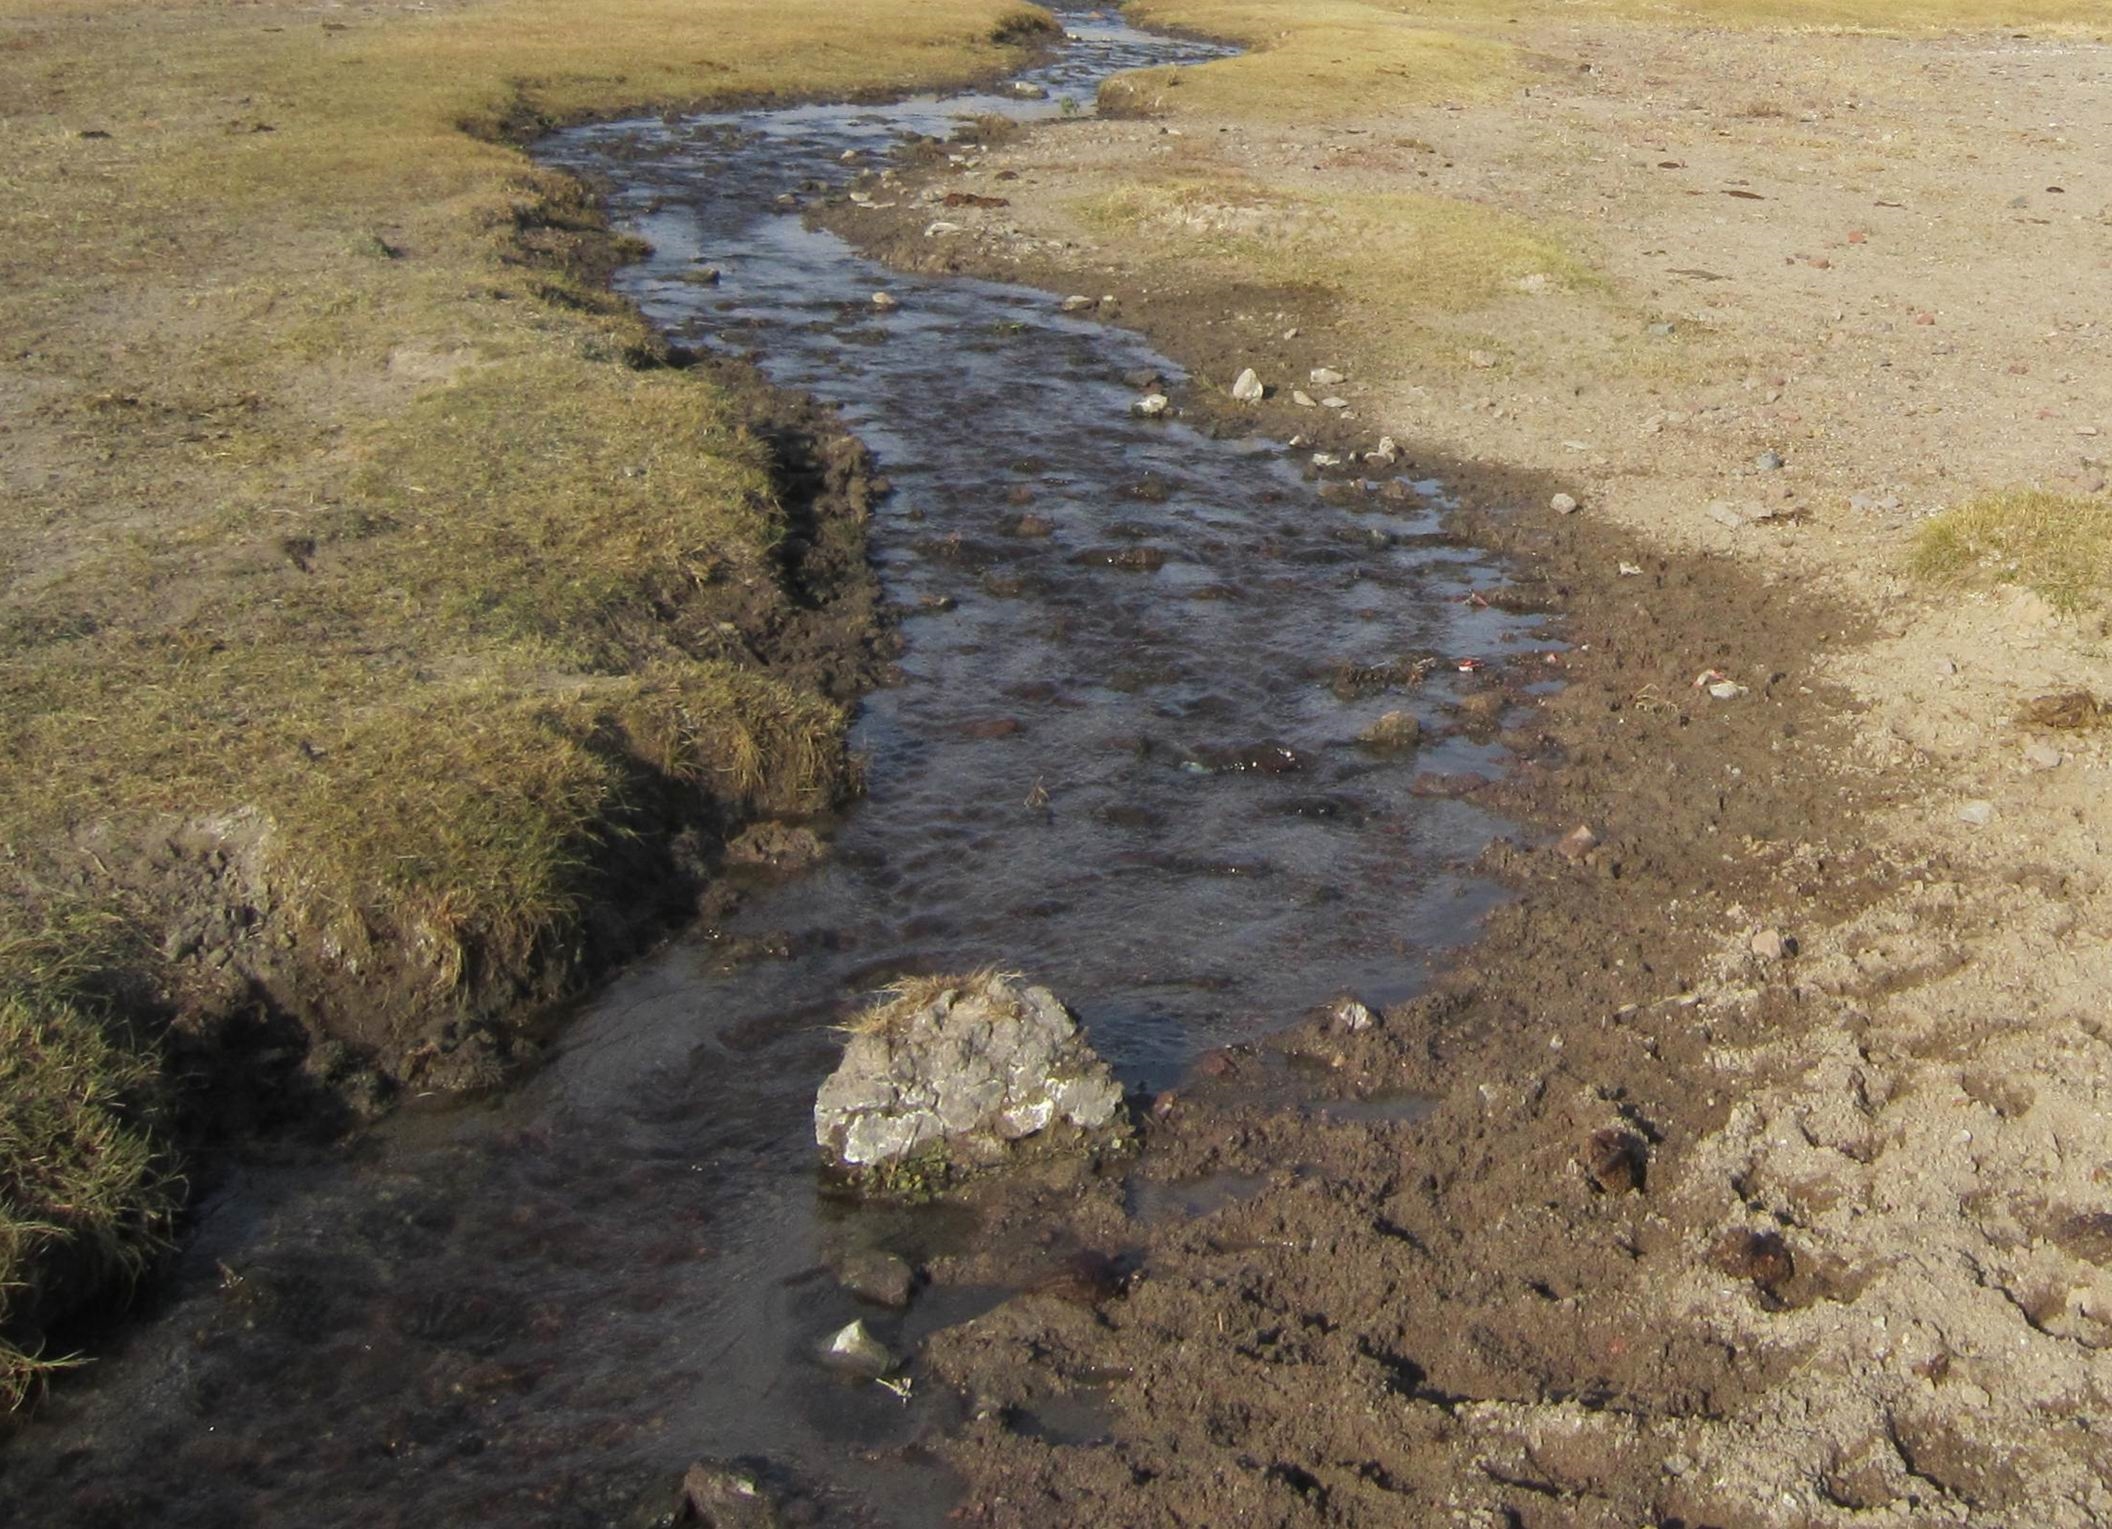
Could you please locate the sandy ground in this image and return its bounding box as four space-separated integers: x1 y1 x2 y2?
812 16 2112 1525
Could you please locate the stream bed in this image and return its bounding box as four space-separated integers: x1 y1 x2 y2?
0 13 1550 1527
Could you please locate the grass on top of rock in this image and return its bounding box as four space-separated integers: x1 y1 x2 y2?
1911 490 2112 615
0 0 1048 1404
845 970 1027 1036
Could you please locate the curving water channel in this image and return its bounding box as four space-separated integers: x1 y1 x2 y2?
0 12 1552 1527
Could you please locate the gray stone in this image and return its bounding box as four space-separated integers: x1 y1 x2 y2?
821 1319 895 1377
1958 799 1995 827
1231 367 1265 403
1755 450 1785 471
682 1461 784 1528
869 291 899 311
1550 492 1579 515
1310 367 1346 385
1132 393 1170 419
1060 294 1096 312
815 975 1125 1171
1011 81 1049 99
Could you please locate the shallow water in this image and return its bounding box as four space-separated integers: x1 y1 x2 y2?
0 13 1547 1526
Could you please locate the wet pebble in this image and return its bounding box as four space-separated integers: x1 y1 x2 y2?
835 1248 917 1309
821 1319 895 1377
1357 710 1421 752
1132 393 1170 419
682 1461 784 1528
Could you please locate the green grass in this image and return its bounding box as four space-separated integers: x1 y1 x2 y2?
1911 489 2112 614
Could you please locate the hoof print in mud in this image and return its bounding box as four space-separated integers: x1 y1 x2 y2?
1710 1225 1796 1296
1582 1126 1648 1194
814 972 1127 1187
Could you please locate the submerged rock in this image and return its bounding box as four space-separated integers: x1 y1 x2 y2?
814 974 1126 1174
680 1461 783 1528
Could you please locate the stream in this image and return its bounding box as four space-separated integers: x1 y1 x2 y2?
0 12 1550 1527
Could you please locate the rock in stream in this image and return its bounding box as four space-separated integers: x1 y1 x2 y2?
814 973 1125 1175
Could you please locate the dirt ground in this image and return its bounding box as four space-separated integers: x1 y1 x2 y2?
811 15 2112 1525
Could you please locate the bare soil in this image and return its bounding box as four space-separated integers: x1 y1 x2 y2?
807 17 2112 1525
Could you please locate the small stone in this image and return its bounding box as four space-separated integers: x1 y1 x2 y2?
1466 349 1496 369
923 220 963 237
1554 824 1599 861
1282 327 1299 339
686 264 722 285
2024 740 2064 771
1357 710 1421 752
1329 996 1376 1033
1310 367 1346 385
1755 450 1785 471
1011 81 1048 99
1310 452 1344 468
1550 492 1579 515
822 1319 894 1377
1958 799 1994 827
1370 436 1400 463
1584 1128 1648 1194
836 1248 917 1308
1060 294 1095 312
1231 367 1265 403
1707 680 1747 700
1122 367 1164 390
870 291 899 311
1292 390 1316 407
1749 928 1796 961
1320 396 1349 410
1647 322 1676 337
682 1462 783 1529
1132 393 1170 419
1706 500 1749 529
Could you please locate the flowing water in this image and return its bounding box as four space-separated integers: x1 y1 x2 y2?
0 13 1550 1526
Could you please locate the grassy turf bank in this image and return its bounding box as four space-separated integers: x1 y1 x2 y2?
0 0 1050 1402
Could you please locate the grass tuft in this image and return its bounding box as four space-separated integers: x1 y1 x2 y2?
1910 489 2112 614
0 917 177 1410
843 969 1024 1036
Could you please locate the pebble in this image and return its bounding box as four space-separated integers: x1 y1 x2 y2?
1554 823 1599 861
1958 799 1995 827
922 220 963 237
1011 81 1048 99
1550 492 1578 515
1060 294 1096 312
1711 1228 1795 1292
1310 367 1346 385
1707 679 1747 700
1647 321 1676 337
837 1248 917 1308
1132 393 1170 419
1357 710 1421 752
1370 436 1400 463
1329 997 1377 1033
1122 367 1164 390
1292 389 1316 407
1283 327 1300 339
1755 450 1785 471
1749 928 1796 961
822 1319 895 1377
2024 740 2064 771
1320 396 1349 410
1311 451 1344 468
1231 367 1264 403
1466 349 1496 369
870 291 899 311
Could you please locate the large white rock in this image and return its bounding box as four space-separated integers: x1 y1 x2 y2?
815 975 1125 1171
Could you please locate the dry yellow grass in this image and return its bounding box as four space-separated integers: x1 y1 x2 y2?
0 0 1048 1401
1912 490 2112 614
